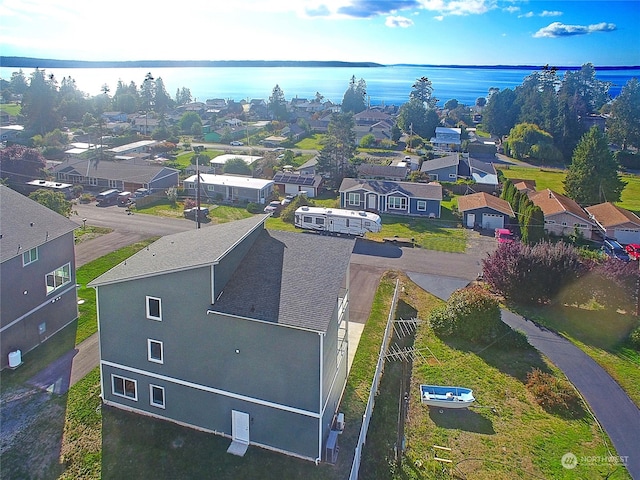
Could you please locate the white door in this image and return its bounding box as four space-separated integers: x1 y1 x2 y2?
482 213 504 230
367 194 377 210
466 213 475 228
232 410 250 444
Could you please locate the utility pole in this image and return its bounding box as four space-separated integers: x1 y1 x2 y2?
196 153 201 230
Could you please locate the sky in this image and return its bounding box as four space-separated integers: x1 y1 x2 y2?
0 0 638 66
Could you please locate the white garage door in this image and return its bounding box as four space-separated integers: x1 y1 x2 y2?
482 213 504 230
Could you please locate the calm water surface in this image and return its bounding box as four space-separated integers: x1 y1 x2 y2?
1 65 637 107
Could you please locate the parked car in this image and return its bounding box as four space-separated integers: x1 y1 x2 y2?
96 189 120 206
230 141 243 146
602 238 630 261
183 207 209 220
264 201 281 213
272 147 285 152
625 243 640 261
495 228 514 244
133 188 150 198
117 191 132 206
281 194 294 206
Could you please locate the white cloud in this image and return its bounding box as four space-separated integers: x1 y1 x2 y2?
503 5 520 13
386 15 414 27
540 10 562 17
534 21 617 38
418 0 496 16
434 14 444 21
518 11 534 18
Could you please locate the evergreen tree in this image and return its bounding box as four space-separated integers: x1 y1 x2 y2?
341 76 366 114
316 112 356 188
564 127 626 205
21 69 59 135
607 78 640 151
268 84 287 120
483 88 518 138
410 76 438 108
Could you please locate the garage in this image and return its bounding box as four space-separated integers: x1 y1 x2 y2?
482 213 504 230
615 229 640 245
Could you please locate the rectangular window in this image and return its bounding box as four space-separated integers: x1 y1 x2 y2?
150 385 165 408
388 196 407 210
148 339 164 364
112 374 137 400
303 215 312 223
22 247 38 266
108 180 118 188
45 263 71 295
146 296 162 321
348 192 360 206
417 200 427 211
88 177 98 186
315 217 325 225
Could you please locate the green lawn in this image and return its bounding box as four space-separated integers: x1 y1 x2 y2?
363 274 630 480
133 200 253 223
498 165 640 215
295 134 326 150
0 102 21 116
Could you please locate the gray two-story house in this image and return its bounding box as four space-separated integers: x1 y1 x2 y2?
0 185 78 369
90 215 355 462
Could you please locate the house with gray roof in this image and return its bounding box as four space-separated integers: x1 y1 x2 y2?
52 157 179 194
420 154 460 181
89 215 355 462
339 178 442 218
0 186 78 370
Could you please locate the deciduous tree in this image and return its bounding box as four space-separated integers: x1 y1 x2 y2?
607 77 640 151
28 189 73 217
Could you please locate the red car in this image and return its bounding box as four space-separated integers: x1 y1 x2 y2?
625 243 640 260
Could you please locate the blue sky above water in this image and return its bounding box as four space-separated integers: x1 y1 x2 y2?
0 0 638 66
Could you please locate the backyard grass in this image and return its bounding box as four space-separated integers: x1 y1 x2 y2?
133 200 253 223
511 303 640 408
0 102 21 116
74 225 113 244
75 238 158 344
295 133 327 150
361 274 630 480
498 165 640 215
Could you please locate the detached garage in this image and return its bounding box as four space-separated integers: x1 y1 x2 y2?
458 192 515 230
586 202 640 245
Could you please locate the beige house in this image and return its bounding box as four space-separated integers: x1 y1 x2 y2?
528 189 595 240
585 202 640 245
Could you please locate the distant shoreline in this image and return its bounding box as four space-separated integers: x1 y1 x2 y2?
1 56 637 71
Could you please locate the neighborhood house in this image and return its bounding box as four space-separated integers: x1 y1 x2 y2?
90 215 355 462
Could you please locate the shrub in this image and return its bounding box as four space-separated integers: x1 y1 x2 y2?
526 368 583 417
246 202 262 214
428 286 502 343
482 241 587 305
79 193 92 204
630 327 640 351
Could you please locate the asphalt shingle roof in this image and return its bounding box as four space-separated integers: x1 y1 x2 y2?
89 215 270 286
212 230 355 332
0 185 78 263
340 178 443 200
457 192 515 217
585 202 640 229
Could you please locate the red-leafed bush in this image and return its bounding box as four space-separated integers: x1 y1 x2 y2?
526 368 583 417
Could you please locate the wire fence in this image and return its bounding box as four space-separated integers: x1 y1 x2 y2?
348 278 401 480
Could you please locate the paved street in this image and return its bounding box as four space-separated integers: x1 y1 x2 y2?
34 207 640 479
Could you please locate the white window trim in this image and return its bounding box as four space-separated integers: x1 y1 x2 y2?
149 384 166 409
148 339 164 364
112 374 138 401
388 196 407 210
45 263 71 295
417 200 427 212
146 296 162 321
23 247 39 266
348 192 360 206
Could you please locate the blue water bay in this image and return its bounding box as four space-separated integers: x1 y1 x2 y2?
1 65 637 107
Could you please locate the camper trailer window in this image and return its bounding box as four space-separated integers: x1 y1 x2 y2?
303 216 312 223
315 217 325 225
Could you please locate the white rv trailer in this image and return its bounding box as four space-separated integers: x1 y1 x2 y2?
294 206 382 236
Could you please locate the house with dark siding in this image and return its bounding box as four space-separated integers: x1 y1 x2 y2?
457 192 515 230
339 178 442 218
90 215 355 462
0 186 78 370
